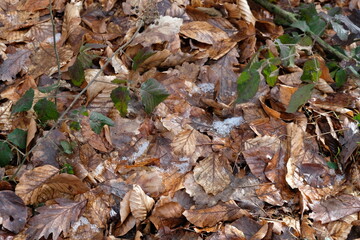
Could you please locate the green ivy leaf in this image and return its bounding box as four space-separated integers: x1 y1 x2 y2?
335 68 347 87
132 49 155 71
0 141 13 167
111 87 130 117
68 59 85 87
69 121 81 131
89 112 114 134
60 163 74 174
286 83 315 113
140 78 170 114
291 20 310 32
38 83 60 93
12 88 34 114
262 63 279 87
34 99 60 123
236 69 260 103
60 140 73 154
8 128 27 149
301 59 321 82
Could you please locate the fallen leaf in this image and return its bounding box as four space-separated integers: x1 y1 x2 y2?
26 198 86 240
129 184 155 222
0 190 27 233
0 49 31 83
183 201 246 227
193 154 232 195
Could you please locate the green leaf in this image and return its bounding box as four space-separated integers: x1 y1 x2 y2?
262 63 279 87
60 163 74 174
299 4 326 36
12 88 34 114
38 83 60 93
34 98 60 123
0 141 13 167
112 79 128 85
69 121 81 131
8 128 27 149
60 140 73 154
331 21 349 41
140 78 170 114
89 112 114 134
301 59 321 82
335 68 347 87
291 20 310 32
276 40 296 67
132 49 155 71
111 87 130 117
236 69 260 103
327 161 338 170
68 59 85 87
286 83 315 113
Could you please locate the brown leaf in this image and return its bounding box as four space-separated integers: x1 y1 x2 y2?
26 198 86 240
171 124 197 156
0 190 27 233
15 165 89 205
309 195 360 224
149 202 185 229
193 154 232 195
129 184 155 222
183 201 246 227
180 21 228 45
0 49 31 83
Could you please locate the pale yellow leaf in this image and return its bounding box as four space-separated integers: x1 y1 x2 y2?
171 124 197 156
129 184 155 221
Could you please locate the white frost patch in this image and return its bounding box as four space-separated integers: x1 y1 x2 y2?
123 140 150 163
176 162 190 173
213 117 244 136
110 208 117 217
179 157 189 162
93 163 104 176
72 216 98 232
198 83 214 93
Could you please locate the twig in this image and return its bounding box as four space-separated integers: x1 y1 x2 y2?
11 20 144 180
48 0 61 105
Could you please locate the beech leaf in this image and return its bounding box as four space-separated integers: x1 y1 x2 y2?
0 49 31 82
129 184 155 221
140 78 169 114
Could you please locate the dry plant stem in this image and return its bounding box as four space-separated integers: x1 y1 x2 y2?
11 21 144 180
48 1 61 104
251 0 351 61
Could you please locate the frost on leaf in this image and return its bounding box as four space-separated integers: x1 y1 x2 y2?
193 154 232 195
26 198 87 240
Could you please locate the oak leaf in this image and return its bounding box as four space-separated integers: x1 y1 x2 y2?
26 198 86 240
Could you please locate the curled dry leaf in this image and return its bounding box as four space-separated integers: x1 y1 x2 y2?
183 201 246 228
193 154 232 195
129 184 155 222
26 198 87 240
15 165 89 205
0 190 27 233
149 201 185 229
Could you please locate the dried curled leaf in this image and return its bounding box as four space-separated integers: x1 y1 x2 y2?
15 165 89 205
193 155 232 195
183 201 246 227
129 184 155 221
26 198 86 240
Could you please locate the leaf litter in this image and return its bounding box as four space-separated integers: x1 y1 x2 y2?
0 0 359 239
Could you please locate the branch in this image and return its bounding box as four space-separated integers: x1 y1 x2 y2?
251 0 350 61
